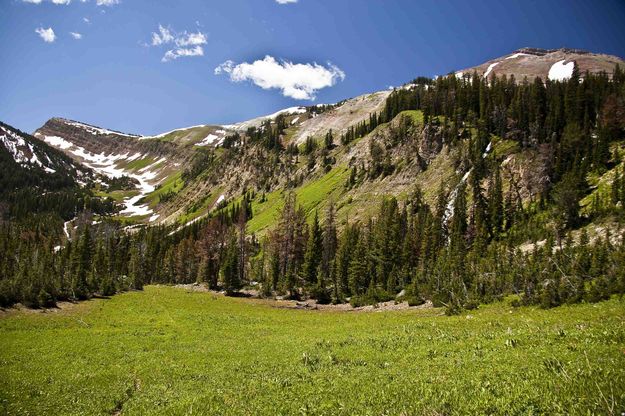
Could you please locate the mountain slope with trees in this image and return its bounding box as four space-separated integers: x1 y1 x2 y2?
1 48 625 312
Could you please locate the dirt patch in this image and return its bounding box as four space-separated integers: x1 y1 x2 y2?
0 300 82 317
172 283 434 313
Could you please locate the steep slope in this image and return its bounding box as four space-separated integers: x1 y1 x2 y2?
0 121 101 225
34 118 197 221
1 121 91 181
456 47 624 81
31 47 624 231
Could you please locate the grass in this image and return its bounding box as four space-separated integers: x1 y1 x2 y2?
177 188 222 225
94 189 139 203
1 287 624 415
144 172 184 208
123 157 156 172
247 165 351 234
399 109 424 125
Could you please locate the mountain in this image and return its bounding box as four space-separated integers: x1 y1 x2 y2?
2 46 625 313
32 94 393 227
455 47 625 81
0 121 102 224
22 47 625 235
1 121 91 181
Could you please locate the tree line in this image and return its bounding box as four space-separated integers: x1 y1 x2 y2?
1 66 625 312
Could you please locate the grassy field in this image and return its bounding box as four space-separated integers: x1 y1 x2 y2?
247 165 351 234
1 287 624 415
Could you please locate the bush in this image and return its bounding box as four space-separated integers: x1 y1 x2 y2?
310 285 331 305
350 287 394 307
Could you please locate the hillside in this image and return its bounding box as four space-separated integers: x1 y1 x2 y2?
0 122 103 224
456 47 625 81
2 46 625 312
30 48 625 233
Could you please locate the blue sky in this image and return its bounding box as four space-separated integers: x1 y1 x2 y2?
1 0 625 135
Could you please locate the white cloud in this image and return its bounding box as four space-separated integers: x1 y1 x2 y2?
148 24 207 63
83 17 90 23
151 25 174 46
162 46 204 62
96 0 120 5
276 0 298 3
175 32 207 47
70 32 83 39
215 55 345 100
35 27 56 43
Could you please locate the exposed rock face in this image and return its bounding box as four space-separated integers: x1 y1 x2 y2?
34 118 185 161
457 47 624 82
291 91 391 145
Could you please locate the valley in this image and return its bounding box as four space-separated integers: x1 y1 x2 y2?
1 286 623 415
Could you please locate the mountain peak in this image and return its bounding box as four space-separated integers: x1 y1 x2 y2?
457 47 624 81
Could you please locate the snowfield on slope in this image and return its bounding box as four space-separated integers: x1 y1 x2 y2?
548 60 575 81
42 135 165 218
1 126 56 172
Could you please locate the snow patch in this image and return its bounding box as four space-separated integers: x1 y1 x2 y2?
43 135 73 150
1 127 57 173
483 62 499 78
505 53 530 60
64 120 141 138
548 60 575 81
215 194 225 207
196 134 222 146
145 124 208 139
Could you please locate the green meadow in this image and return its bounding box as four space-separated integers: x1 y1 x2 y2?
1 287 624 415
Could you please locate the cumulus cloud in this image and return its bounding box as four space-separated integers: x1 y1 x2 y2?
70 32 83 39
215 55 345 100
148 24 207 63
151 25 174 46
276 0 298 3
35 27 56 42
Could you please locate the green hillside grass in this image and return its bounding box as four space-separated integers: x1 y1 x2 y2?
144 172 184 208
247 165 351 234
1 287 623 415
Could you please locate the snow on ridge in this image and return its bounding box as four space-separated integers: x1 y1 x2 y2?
144 124 208 140
548 60 575 81
265 106 307 119
505 52 530 60
483 62 500 78
63 120 141 138
225 106 308 131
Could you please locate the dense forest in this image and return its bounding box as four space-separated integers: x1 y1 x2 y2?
1 65 625 313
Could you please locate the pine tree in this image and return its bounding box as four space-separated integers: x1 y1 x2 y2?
302 211 322 286
221 232 241 295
